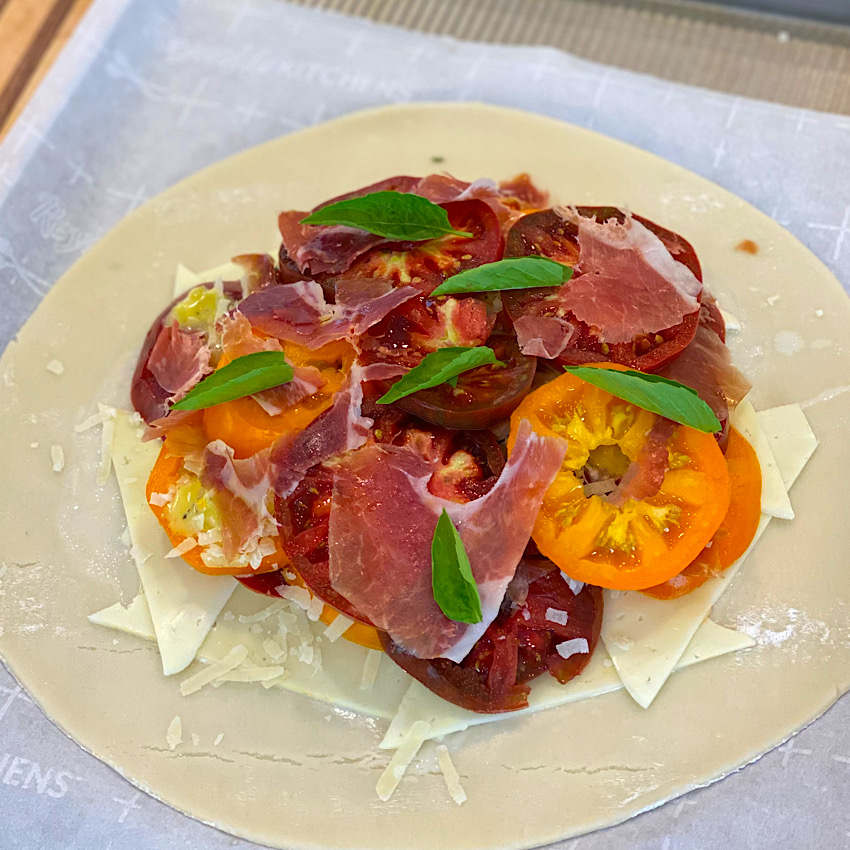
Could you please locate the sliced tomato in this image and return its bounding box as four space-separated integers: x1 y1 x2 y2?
328 198 503 296
202 338 353 459
641 426 761 599
146 443 287 576
274 413 506 625
359 292 496 372
380 557 603 713
503 207 702 373
131 281 243 423
508 364 731 590
378 334 537 430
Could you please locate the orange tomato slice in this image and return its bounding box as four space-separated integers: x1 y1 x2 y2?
203 339 354 459
508 364 731 590
641 426 762 599
146 443 287 576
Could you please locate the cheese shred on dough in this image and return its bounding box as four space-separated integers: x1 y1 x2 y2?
436 745 467 805
375 720 431 802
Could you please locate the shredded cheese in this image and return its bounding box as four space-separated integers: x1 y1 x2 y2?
74 407 114 433
179 645 249 696
545 608 569 625
191 733 200 746
436 745 467 805
0 565 7 581
165 538 198 559
375 720 431 802
359 650 382 691
211 666 286 686
238 600 286 624
556 638 589 660
566 577 584 596
96 404 116 485
323 613 354 643
45 359 64 375
50 445 65 472
149 491 173 507
166 716 182 751
262 638 285 661
214 733 224 746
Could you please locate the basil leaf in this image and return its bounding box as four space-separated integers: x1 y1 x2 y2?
300 191 472 241
563 366 722 433
377 347 503 405
171 351 294 411
431 257 573 297
431 509 482 624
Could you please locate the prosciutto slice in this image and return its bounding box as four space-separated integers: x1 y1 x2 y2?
200 441 274 562
661 320 751 422
513 313 575 359
147 322 211 400
327 419 567 662
270 362 405 498
238 279 417 350
560 212 702 345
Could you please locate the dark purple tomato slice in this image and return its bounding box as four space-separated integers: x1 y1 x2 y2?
391 334 537 430
504 207 703 373
380 557 604 713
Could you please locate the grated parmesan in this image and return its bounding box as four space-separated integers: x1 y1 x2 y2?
165 537 198 559
262 638 285 661
45 359 64 375
149 490 173 507
545 608 569 625
566 577 584 596
211 666 286 686
359 650 382 691
238 600 286 624
436 745 467 805
323 613 354 643
555 638 589 660
96 404 116 485
214 733 224 746
179 645 249 696
166 716 182 750
74 406 114 433
375 721 431 802
50 445 65 472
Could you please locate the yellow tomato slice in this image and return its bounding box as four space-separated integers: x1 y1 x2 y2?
508 364 730 590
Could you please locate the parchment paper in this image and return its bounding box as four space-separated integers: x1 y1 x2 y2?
0 0 848 847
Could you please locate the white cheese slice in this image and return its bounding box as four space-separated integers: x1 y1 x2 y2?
172 261 248 299
734 397 794 520
757 404 818 490
90 584 412 719
380 618 754 749
600 403 815 708
110 411 237 675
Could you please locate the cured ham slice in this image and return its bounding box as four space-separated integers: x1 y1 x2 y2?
147 322 211 399
661 319 751 422
608 418 675 508
238 280 417 350
270 362 405 499
327 420 567 662
560 212 702 345
200 441 274 562
513 313 574 359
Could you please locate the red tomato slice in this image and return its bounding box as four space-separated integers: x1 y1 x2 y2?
272 412 507 623
332 198 503 295
380 556 603 713
503 207 702 373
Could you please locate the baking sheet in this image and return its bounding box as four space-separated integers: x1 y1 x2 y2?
0 0 848 847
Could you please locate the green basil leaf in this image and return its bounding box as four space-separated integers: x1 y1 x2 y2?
563 366 722 433
299 191 472 241
377 347 503 405
430 257 573 297
431 509 482 624
171 351 294 412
